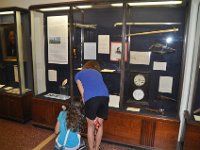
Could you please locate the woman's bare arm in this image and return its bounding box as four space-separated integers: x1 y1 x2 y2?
76 80 84 104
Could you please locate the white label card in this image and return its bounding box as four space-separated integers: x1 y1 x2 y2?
158 76 173 93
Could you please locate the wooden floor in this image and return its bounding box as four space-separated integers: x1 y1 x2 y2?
0 118 144 150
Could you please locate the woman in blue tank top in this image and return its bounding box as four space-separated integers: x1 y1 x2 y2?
75 61 109 150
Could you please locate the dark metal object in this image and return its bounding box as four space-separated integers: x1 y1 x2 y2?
69 6 74 97
193 108 200 114
144 107 165 115
149 43 176 54
156 95 176 102
119 2 127 110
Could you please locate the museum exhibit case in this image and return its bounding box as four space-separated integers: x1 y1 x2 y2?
30 0 189 149
30 4 73 128
72 2 123 105
77 2 187 149
0 7 33 122
184 3 200 150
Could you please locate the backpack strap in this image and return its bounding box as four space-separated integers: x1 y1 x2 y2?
63 129 70 147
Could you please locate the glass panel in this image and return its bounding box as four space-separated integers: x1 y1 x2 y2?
0 10 32 95
0 12 19 94
124 2 187 117
192 5 200 122
73 3 123 108
31 11 46 95
20 11 33 93
16 11 26 95
45 11 70 97
31 8 71 99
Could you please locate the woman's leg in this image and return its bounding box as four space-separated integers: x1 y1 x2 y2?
87 118 95 150
95 117 104 150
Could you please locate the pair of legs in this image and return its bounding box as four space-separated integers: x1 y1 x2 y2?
85 96 109 150
87 117 104 150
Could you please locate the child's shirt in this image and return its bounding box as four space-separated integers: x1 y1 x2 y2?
56 111 80 148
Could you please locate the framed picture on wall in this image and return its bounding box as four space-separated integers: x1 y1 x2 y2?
0 24 17 62
110 42 128 61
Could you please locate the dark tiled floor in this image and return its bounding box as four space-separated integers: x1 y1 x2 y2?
0 118 145 150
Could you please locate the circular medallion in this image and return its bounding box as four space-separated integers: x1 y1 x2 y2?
132 89 145 101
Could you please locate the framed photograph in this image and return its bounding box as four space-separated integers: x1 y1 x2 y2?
0 24 17 61
110 42 128 61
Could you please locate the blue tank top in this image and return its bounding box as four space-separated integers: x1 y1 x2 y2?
57 111 80 148
75 69 109 102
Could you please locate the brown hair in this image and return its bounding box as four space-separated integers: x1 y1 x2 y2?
82 60 101 72
66 97 84 132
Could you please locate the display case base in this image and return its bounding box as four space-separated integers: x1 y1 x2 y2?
0 92 32 123
31 96 70 129
184 121 200 150
103 109 180 150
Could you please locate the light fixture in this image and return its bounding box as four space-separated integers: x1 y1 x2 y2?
128 1 182 6
40 7 70 11
0 11 14 15
111 3 123 7
76 5 92 9
166 37 173 43
114 22 181 27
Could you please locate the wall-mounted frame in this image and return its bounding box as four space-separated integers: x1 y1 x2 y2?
0 24 17 62
110 42 128 62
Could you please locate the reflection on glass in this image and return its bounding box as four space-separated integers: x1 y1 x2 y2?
7 29 16 57
0 24 17 61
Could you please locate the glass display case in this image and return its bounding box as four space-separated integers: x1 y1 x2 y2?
30 4 73 128
0 7 33 122
123 1 187 118
71 1 188 149
72 2 123 108
30 1 189 149
31 5 71 98
72 1 188 119
30 1 188 117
